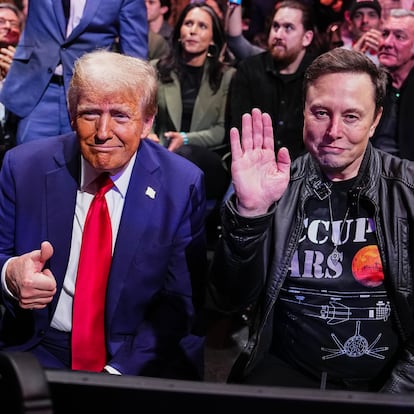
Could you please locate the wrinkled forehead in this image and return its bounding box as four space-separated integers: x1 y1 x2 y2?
384 15 414 33
82 76 138 96
76 84 140 109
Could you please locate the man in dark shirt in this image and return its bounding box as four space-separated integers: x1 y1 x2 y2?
227 0 319 160
371 9 414 159
209 48 414 393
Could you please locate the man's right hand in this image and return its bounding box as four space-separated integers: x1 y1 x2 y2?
230 108 291 217
5 241 57 310
353 28 382 54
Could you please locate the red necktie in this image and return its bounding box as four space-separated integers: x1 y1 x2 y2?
71 173 114 371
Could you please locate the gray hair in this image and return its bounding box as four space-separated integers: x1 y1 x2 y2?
68 50 158 121
0 2 23 29
389 8 414 18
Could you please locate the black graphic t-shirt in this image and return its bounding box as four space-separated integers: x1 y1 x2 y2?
272 179 399 386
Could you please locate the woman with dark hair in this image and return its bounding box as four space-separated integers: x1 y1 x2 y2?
149 2 236 210
150 1 235 150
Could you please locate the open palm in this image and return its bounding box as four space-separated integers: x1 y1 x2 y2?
230 108 291 217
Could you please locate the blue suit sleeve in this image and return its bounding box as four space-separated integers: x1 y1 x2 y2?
118 0 149 59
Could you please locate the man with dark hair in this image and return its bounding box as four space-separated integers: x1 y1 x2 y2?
227 0 318 160
342 0 383 65
146 0 173 42
146 0 173 59
209 48 414 392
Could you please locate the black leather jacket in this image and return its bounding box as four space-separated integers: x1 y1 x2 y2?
209 143 414 393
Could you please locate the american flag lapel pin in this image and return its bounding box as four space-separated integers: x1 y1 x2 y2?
145 186 156 199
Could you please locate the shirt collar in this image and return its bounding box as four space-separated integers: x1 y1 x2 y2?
80 152 137 199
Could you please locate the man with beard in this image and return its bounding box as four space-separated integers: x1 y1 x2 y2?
226 0 318 160
371 9 414 159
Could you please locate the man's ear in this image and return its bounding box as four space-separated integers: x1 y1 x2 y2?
303 30 314 47
141 115 156 138
369 107 383 138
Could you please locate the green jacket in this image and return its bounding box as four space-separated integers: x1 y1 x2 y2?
151 59 236 148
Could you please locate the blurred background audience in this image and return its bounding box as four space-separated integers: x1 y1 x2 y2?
372 9 414 159
147 0 174 43
0 0 148 146
339 0 383 64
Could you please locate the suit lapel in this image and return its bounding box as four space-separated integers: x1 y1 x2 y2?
106 142 161 320
66 0 100 41
46 150 80 309
52 0 68 39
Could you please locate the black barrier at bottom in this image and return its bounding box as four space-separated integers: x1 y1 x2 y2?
46 369 414 414
2 351 414 414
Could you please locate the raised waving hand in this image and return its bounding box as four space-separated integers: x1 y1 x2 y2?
230 108 291 217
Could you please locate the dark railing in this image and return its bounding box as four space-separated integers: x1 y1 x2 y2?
2 351 414 414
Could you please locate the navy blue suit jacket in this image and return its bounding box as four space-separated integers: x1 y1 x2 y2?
0 0 148 118
0 135 207 379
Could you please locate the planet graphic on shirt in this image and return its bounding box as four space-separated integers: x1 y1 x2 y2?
351 245 384 287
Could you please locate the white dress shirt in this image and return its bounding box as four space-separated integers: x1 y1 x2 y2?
66 0 86 38
51 153 136 331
